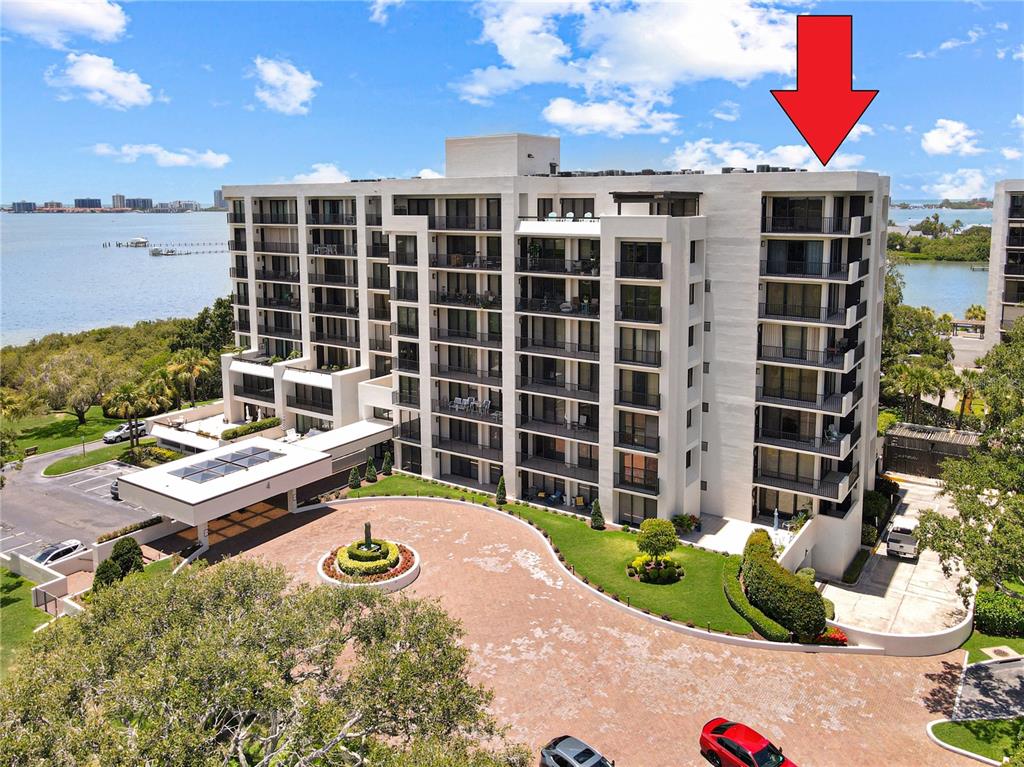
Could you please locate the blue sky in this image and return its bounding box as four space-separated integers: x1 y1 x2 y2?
2 0 1022 205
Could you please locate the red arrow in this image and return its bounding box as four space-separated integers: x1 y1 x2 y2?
772 15 878 166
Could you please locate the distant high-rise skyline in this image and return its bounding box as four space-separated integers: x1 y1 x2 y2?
112 193 126 209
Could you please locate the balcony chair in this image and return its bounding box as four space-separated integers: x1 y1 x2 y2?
546 212 557 220
583 212 593 220
480 399 491 414
565 212 575 220
578 414 589 431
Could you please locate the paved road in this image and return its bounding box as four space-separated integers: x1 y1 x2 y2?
1 442 150 556
956 659 1024 721
235 498 976 766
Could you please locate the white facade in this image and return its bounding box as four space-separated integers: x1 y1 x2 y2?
985 179 1024 346
221 134 888 576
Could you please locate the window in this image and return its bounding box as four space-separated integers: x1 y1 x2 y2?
701 480 708 491
559 197 594 218
686 409 692 428
688 326 695 347
702 402 709 412
689 283 696 305
687 367 694 387
690 241 697 263
704 321 711 332
620 241 662 263
703 362 710 374
686 450 692 468
537 198 553 219
701 441 708 451
704 280 710 293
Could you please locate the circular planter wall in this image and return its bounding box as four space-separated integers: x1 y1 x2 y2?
317 545 420 593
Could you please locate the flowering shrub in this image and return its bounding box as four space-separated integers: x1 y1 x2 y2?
814 627 848 646
325 543 414 583
671 514 700 534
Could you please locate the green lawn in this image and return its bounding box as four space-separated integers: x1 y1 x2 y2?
348 474 752 635
932 717 1023 762
43 437 155 476
962 629 1024 664
14 406 124 455
0 568 51 679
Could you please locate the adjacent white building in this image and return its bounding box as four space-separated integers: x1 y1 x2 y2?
202 134 888 576
985 180 1024 346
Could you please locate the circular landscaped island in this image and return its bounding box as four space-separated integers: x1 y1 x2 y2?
317 521 420 592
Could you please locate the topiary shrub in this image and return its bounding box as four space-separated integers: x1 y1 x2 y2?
110 537 143 578
721 555 789 642
93 558 122 590
364 457 378 483
742 530 826 641
861 524 879 547
975 586 1024 637
335 540 400 576
348 467 361 490
381 451 393 476
495 475 506 505
590 500 605 530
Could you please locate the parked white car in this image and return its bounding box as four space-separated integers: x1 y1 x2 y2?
103 422 146 443
886 515 919 559
32 540 87 566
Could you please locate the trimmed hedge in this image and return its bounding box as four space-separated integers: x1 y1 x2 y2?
861 524 879 547
742 530 826 640
345 539 392 562
221 417 281 441
336 541 399 576
842 548 871 584
975 586 1024 637
96 516 163 544
722 556 789 642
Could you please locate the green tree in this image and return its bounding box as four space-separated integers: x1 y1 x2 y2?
93 557 122 589
381 451 393 476
140 374 173 419
965 304 986 321
892 361 941 423
636 518 677 563
168 348 214 408
495 475 506 505
34 349 119 424
171 296 234 354
975 320 1024 430
365 457 378 483
349 466 362 489
590 500 605 530
0 560 505 766
110 537 144 577
956 368 982 429
103 382 147 448
0 422 24 489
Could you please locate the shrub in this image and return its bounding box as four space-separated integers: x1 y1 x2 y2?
721 556 789 642
823 597 835 621
875 476 899 499
861 524 879 547
742 530 826 640
221 417 282 441
110 537 143 578
364 457 377 483
842 548 871 584
96 516 163 544
348 467 362 490
863 490 889 527
637 518 677 562
671 514 699 534
877 410 900 436
335 541 400 576
796 567 816 583
590 502 605 530
975 586 1024 637
93 558 122 589
381 451 393 476
345 539 392 562
814 627 848 646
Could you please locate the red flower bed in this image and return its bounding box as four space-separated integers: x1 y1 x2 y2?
324 543 415 583
814 627 848 646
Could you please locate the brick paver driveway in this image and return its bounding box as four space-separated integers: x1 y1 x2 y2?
234 498 972 767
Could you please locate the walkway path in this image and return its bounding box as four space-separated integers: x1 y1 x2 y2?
230 498 975 766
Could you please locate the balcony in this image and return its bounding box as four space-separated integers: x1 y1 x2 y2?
616 347 662 367
397 420 421 443
515 376 599 403
754 424 858 457
395 357 420 373
615 390 661 410
431 328 502 348
1005 263 1024 276
614 470 659 495
761 216 851 234
433 399 503 423
1008 230 1024 247
1003 288 1024 303
432 291 500 309
369 337 391 352
614 431 660 453
309 272 358 287
517 452 598 482
756 344 856 371
233 384 274 403
368 244 390 259
753 464 858 501
232 320 251 332
428 215 501 231
367 276 390 290
286 395 332 415
516 336 599 361
253 241 299 254
307 243 357 257
310 302 358 317
393 390 421 407
227 212 245 224
430 253 501 271
253 212 297 225
433 436 503 462
389 251 418 267
517 415 598 444
516 296 599 317
311 331 359 349
615 305 663 324
391 322 419 339
758 302 856 326
367 307 391 321
256 324 301 340
254 268 300 283
228 239 247 251
390 286 419 302
755 385 860 415
1008 205 1024 220
306 213 355 226
616 262 664 279
366 213 383 227
515 257 600 276
256 296 301 311
432 364 502 387
229 266 248 279
759 260 850 280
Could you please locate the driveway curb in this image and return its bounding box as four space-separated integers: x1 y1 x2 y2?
925 719 1002 766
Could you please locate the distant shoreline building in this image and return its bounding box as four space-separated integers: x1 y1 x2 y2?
126 197 153 211
214 189 225 209
43 201 63 209
11 201 37 213
74 198 101 209
112 193 126 209
985 179 1024 346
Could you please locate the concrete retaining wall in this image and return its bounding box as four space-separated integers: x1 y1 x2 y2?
827 603 975 657
92 517 191 568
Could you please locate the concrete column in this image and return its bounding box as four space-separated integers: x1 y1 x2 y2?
287 488 298 513
197 521 209 548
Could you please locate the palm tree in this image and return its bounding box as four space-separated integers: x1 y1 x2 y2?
168 348 214 408
895 362 940 424
103 383 147 449
951 219 964 235
141 376 173 420
150 367 182 410
956 368 981 430
935 366 959 411
965 304 986 321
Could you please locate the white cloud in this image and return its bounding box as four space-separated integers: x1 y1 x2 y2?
291 163 350 183
93 143 230 168
1 0 127 49
369 0 404 24
938 26 984 51
1014 115 1024 130
906 50 930 60
846 123 874 142
922 169 989 200
920 119 984 156
1001 148 1023 160
251 56 320 115
904 124 915 134
881 123 897 132
417 168 443 179
44 53 153 110
1013 44 1024 61
997 48 1008 60
711 100 740 122
542 96 679 136
995 22 1009 31
665 138 863 173
456 1 794 136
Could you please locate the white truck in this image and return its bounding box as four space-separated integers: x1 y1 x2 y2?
886 515 920 559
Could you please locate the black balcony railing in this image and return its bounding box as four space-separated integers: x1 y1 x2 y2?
616 347 662 366
761 216 850 234
1005 263 1024 275
228 239 247 251
254 268 300 283
253 241 299 254
394 390 421 407
432 291 500 309
306 213 356 226
256 296 300 311
395 357 420 373
310 302 358 317
365 213 383 226
432 364 502 386
369 337 390 351
518 453 598 482
307 243 357 256
430 253 501 271
233 385 274 403
1008 205 1024 220
229 266 248 279
432 328 502 348
428 215 501 231
286 395 332 415
515 336 599 360
366 276 390 290
368 244 390 259
311 331 358 348
614 470 659 494
390 286 419 302
754 465 857 500
389 251 418 267
1008 230 1024 247
256 324 301 340
1003 289 1024 303
433 399 503 423
615 390 661 409
253 212 297 225
516 297 599 317
367 307 391 321
515 257 600 276
309 272 358 287
856 259 871 279
517 416 599 443
615 305 663 323
755 387 846 413
232 320 251 332
616 262 663 279
757 344 850 370
227 212 245 224
515 376 599 402
754 427 847 457
614 431 660 452
759 260 849 279
757 302 848 325
397 420 421 442
433 437 503 462
391 322 419 338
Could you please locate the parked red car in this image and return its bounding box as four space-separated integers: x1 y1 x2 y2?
699 718 796 767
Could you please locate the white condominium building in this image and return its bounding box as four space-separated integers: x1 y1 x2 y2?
985 180 1024 346
221 133 887 576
